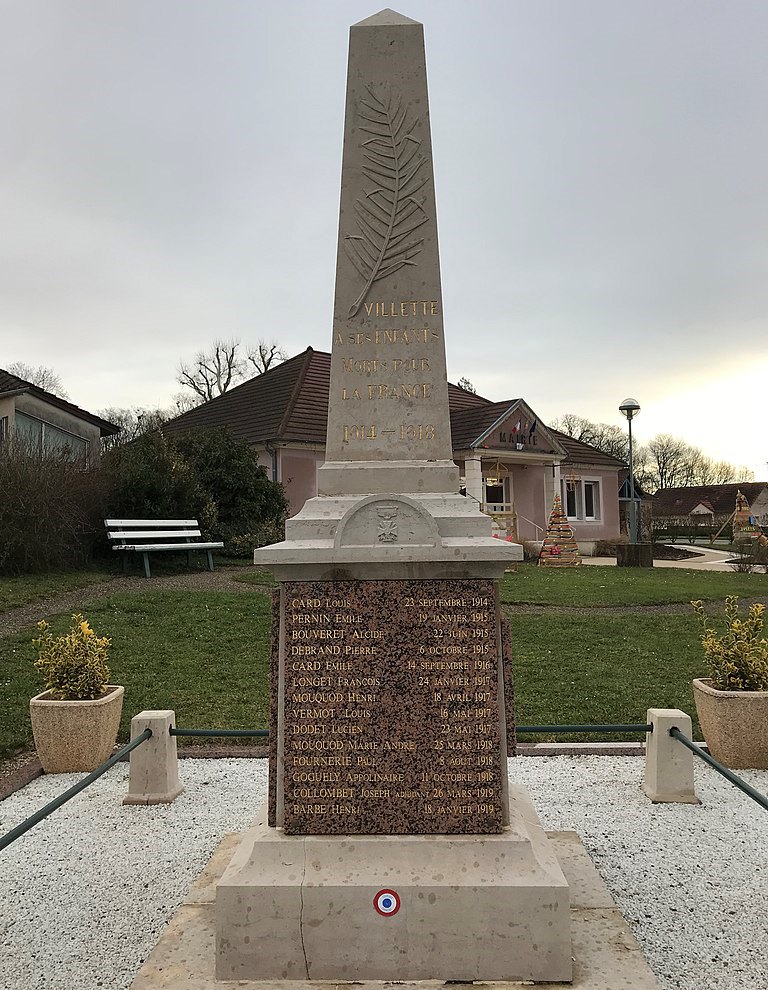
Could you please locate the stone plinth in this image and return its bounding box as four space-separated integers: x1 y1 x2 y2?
216 785 572 983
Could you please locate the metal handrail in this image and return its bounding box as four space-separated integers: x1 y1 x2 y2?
170 727 268 738
517 723 652 734
669 726 768 812
0 728 153 853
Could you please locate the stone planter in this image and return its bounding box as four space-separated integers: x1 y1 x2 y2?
692 677 768 769
30 685 125 773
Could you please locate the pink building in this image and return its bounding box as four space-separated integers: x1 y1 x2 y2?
163 349 625 552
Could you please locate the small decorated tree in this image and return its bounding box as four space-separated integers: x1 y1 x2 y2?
539 494 581 568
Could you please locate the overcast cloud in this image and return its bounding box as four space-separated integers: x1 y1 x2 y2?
1 1 766 475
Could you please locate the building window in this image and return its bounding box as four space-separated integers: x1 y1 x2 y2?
564 485 578 519
584 481 600 520
14 411 89 463
562 478 601 521
485 482 505 507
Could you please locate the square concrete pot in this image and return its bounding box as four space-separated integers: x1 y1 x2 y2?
30 685 125 773
692 677 768 769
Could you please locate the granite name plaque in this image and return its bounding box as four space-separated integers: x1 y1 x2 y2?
279 578 505 835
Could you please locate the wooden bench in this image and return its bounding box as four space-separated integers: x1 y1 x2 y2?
105 519 224 578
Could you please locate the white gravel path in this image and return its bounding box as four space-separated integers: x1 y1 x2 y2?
0 757 766 990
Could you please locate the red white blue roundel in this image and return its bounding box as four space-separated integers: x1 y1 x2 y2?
374 889 400 916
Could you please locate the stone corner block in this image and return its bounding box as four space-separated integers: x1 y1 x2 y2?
644 708 700 805
123 710 183 806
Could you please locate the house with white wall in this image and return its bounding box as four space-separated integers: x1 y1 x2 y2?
0 368 119 463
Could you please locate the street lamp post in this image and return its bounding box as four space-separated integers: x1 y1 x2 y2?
619 398 641 544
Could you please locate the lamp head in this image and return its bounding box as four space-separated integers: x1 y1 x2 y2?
619 397 640 421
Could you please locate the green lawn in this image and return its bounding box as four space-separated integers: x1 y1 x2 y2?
510 611 703 740
1 590 273 758
501 562 768 606
3 561 758 758
0 568 117 612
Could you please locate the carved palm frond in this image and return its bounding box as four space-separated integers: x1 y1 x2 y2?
344 87 430 317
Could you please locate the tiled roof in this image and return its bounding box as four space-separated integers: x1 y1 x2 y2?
164 350 498 447
161 350 621 474
164 349 331 445
447 383 492 411
450 401 520 449
652 483 768 516
0 369 120 435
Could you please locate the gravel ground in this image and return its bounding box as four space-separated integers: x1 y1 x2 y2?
1 757 766 990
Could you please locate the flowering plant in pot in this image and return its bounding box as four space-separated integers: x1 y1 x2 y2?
30 613 124 773
690 596 768 769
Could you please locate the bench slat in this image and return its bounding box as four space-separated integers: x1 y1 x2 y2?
105 519 199 528
112 542 224 552
108 529 202 540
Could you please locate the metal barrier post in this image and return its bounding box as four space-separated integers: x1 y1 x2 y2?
644 708 699 804
123 711 183 806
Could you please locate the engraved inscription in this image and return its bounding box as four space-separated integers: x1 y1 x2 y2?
281 580 504 835
344 88 430 317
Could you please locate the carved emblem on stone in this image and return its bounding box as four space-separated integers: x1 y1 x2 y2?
345 87 430 317
376 503 399 543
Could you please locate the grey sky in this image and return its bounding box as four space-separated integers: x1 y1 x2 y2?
1 1 766 475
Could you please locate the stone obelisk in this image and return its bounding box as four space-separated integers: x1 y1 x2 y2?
216 11 571 982
319 7 456 499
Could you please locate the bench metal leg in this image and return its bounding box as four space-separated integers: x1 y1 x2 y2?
142 553 152 579
122 554 129 575
207 550 214 571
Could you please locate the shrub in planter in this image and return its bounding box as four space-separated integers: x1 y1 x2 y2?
33 614 111 700
30 613 124 772
690 596 768 768
691 597 768 692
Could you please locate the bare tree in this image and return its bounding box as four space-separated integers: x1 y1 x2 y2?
551 414 755 492
551 414 629 462
642 436 754 490
733 465 756 483
643 434 696 489
98 407 169 451
171 391 201 413
457 376 476 394
177 338 246 403
7 362 69 399
246 340 287 375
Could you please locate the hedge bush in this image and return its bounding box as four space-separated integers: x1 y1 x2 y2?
0 440 108 576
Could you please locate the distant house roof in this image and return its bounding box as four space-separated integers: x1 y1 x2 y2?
652 483 768 516
0 369 120 436
162 348 621 472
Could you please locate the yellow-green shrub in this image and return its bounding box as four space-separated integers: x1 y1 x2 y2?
691 596 768 691
33 613 111 700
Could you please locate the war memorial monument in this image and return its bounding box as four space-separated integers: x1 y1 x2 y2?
215 9 572 983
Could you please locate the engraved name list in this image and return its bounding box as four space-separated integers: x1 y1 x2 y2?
281 579 505 835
